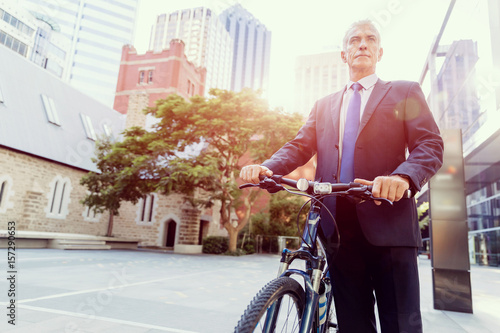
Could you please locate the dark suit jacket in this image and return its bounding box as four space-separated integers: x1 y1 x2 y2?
262 79 444 247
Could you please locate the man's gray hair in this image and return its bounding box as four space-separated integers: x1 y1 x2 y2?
342 20 381 51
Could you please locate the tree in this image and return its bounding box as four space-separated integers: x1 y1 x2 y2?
81 89 304 250
80 128 157 236
252 191 309 237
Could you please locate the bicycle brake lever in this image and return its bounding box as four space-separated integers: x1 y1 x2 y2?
369 195 394 206
239 179 285 193
239 183 259 189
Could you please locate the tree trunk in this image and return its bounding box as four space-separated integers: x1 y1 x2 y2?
227 225 238 252
106 211 114 237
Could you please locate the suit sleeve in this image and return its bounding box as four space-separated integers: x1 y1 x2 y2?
261 102 319 176
391 82 444 191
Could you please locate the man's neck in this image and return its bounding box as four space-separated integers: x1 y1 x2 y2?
349 69 376 82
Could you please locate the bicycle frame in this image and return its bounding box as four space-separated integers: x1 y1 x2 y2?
237 175 403 333
269 203 333 333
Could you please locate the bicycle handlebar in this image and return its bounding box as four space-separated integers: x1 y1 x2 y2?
239 174 412 203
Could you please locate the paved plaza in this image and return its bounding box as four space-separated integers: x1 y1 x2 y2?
0 249 498 332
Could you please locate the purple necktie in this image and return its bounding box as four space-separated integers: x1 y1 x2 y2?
339 82 362 183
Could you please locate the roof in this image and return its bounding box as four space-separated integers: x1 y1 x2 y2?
0 44 125 172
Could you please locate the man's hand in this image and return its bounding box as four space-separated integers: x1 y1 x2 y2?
354 175 410 205
240 165 273 184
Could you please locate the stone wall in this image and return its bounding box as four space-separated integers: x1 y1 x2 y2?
0 147 109 235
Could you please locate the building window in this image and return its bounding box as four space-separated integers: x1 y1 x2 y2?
0 176 15 213
80 113 97 140
0 30 29 56
181 9 190 21
41 94 61 125
103 124 113 139
169 13 178 22
83 205 101 222
45 176 72 219
136 194 157 224
148 70 153 83
139 70 145 84
194 8 203 19
0 181 5 205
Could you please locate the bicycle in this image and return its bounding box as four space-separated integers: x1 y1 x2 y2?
234 175 410 333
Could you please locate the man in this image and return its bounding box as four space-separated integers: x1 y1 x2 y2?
240 20 443 332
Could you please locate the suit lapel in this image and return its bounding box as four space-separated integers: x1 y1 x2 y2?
330 88 345 147
357 79 392 138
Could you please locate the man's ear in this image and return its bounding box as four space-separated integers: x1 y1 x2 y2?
378 47 384 62
341 50 347 63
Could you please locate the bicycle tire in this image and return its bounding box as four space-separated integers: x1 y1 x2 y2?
234 277 305 333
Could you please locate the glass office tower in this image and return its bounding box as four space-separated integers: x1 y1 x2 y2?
21 0 139 107
148 7 233 94
219 4 271 93
294 51 349 115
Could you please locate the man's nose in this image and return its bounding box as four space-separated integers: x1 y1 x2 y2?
359 39 367 49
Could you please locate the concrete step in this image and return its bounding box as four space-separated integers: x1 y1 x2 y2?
57 240 107 246
60 244 112 250
49 239 111 250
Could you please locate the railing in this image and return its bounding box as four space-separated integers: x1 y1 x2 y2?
253 235 301 254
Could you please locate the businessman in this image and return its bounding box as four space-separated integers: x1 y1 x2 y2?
240 20 444 332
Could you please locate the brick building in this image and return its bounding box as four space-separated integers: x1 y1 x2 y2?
110 38 223 253
114 39 206 116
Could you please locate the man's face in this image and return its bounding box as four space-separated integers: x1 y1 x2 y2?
341 24 383 75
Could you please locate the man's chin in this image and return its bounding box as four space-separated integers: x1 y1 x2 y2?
352 60 373 69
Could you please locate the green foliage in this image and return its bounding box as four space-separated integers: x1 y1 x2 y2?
202 236 229 254
252 192 309 237
238 234 256 254
80 135 156 216
417 201 430 230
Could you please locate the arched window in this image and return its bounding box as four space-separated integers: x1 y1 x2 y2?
82 196 102 222
136 193 157 224
0 175 14 213
0 181 6 207
46 176 72 219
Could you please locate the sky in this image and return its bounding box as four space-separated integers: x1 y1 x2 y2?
132 0 484 112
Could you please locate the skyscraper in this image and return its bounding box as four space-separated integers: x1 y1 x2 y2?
219 4 271 92
20 0 139 107
294 51 349 115
0 0 69 78
148 7 233 94
434 40 480 140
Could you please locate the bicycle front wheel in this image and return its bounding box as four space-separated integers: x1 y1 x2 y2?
235 277 305 333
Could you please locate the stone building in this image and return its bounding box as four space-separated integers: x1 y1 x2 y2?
0 44 124 239
0 35 224 253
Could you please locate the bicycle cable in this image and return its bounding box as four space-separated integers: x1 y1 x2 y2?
280 186 341 258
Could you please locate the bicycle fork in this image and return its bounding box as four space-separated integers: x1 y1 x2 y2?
272 204 328 333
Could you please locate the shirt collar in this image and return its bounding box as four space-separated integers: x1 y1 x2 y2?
347 73 378 91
